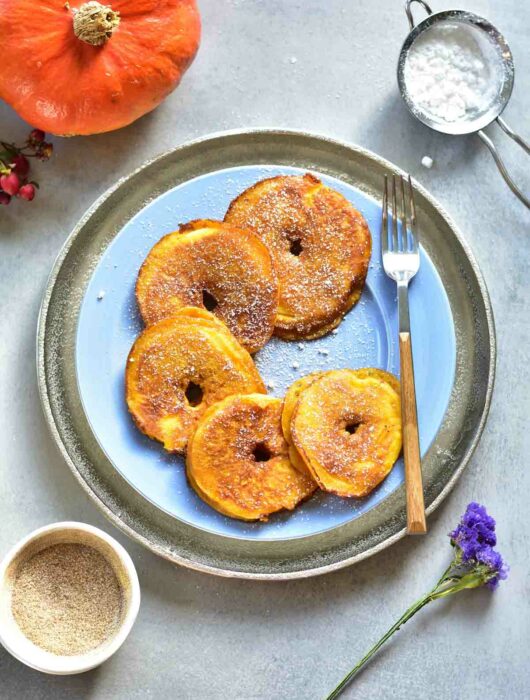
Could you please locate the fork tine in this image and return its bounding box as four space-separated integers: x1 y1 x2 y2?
391 176 399 251
399 175 408 251
381 175 389 253
408 175 419 253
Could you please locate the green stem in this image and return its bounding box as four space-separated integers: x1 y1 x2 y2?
436 561 455 586
325 592 434 700
325 564 485 700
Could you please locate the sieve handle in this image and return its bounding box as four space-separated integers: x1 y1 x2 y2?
497 116 530 156
405 0 433 30
478 119 530 210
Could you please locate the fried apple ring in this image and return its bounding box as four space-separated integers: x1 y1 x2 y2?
225 174 371 339
187 394 317 521
136 219 279 353
290 369 401 497
125 307 266 454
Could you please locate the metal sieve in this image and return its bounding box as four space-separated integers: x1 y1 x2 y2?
398 0 530 209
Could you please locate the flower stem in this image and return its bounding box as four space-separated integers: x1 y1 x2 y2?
324 559 482 700
325 593 433 700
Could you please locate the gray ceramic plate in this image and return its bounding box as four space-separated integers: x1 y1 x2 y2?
37 130 495 579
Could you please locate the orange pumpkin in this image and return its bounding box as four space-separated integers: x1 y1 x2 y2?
0 0 201 136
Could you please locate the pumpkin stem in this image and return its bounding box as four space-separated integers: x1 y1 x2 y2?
73 1 120 46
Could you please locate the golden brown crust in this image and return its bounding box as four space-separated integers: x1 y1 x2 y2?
125 308 266 454
225 174 371 339
290 369 402 497
281 372 324 476
187 394 317 521
136 219 279 353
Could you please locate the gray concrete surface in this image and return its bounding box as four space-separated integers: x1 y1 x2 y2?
1 1 529 698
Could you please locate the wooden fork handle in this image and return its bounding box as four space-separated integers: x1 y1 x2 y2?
399 332 427 535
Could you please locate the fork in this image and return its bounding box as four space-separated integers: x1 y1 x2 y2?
382 174 427 535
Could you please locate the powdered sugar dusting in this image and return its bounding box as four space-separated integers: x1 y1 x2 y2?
404 21 504 123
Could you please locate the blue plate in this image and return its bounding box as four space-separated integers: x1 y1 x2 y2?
76 165 456 541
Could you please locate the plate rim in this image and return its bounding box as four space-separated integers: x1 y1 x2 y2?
36 128 496 579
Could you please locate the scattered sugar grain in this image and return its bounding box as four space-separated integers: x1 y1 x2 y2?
421 156 434 169
97 290 106 300
292 361 300 369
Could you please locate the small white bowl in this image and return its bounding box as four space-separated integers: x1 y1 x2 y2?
0 522 140 674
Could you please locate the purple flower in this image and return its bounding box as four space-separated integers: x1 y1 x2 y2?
450 502 508 589
450 502 496 560
476 546 509 590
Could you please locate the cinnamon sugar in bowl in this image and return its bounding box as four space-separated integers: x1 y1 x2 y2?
0 522 140 674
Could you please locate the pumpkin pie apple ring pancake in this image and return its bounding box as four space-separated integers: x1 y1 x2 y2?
125 307 266 454
136 219 279 353
282 369 399 477
187 394 317 521
290 369 402 498
225 173 372 339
